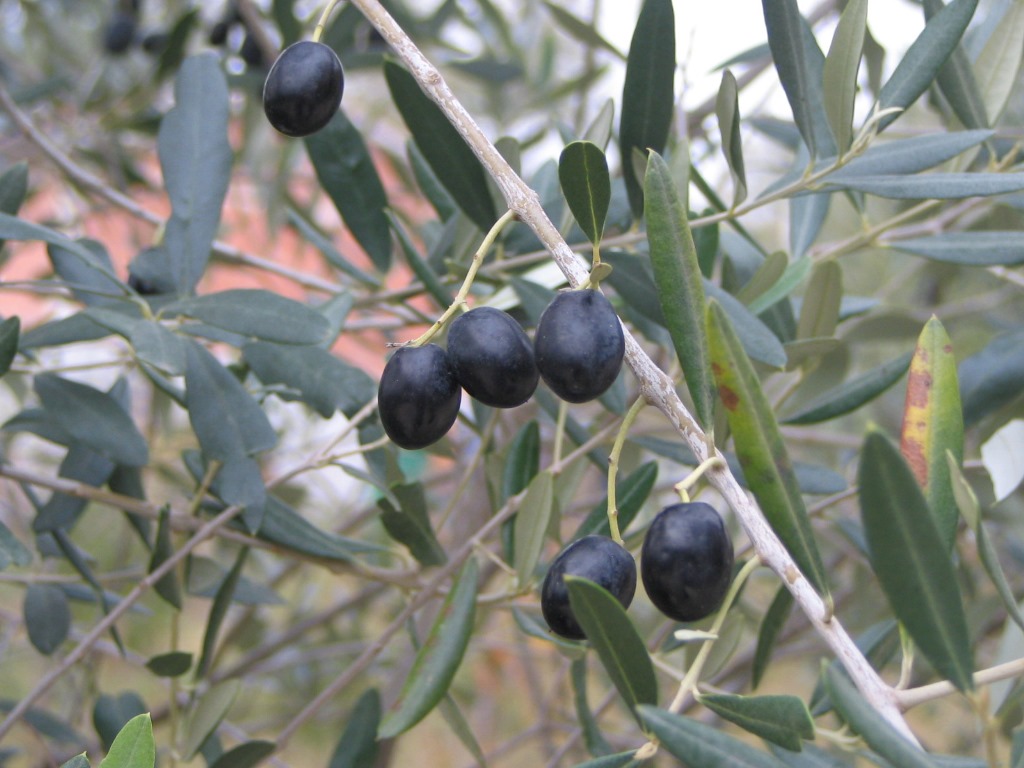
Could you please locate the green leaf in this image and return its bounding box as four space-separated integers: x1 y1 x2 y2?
752 585 794 688
559 141 611 245
502 421 541 503
184 340 277 461
703 281 787 369
171 290 330 346
0 316 19 378
620 0 675 216
378 558 478 738
87 310 187 375
973 0 1024 123
541 1 624 60
924 0 988 130
796 261 841 341
823 666 938 767
959 328 1024 426
328 689 381 768
789 191 829 260
196 547 249 679
93 693 147 752
384 60 496 232
824 130 993 181
30 444 114 532
23 583 70 655
715 70 747 206
0 518 31 570
145 651 193 678
48 240 125 306
746 254 811 316
154 9 199 83
256 496 380 564
876 0 980 131
706 302 829 597
52 528 125 655
637 705 788 767
243 341 375 419
148 507 182 610
857 431 973 691
0 213 122 286
899 317 963 551
700 693 815 752
0 161 28 252
644 151 714 429
305 110 391 272
98 713 154 768
822 0 867 153
513 471 555 586
565 576 657 715
286 207 380 288
59 755 91 768
782 351 912 425
574 461 658 540
154 53 231 295
824 172 1024 199
387 210 454 309
378 482 447 567
570 753 639 768
892 232 1024 266
207 741 276 768
181 679 241 760
571 657 612 758
34 374 149 468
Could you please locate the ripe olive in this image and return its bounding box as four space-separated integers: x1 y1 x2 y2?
378 344 461 451
641 501 734 623
541 535 637 640
263 40 344 138
534 289 624 404
446 307 539 408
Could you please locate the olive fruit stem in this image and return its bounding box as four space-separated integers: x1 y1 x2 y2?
606 396 647 545
673 456 726 503
896 623 915 690
552 400 569 466
409 209 517 348
312 0 344 43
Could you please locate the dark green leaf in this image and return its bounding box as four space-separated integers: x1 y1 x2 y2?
570 753 639 768
620 0 675 216
783 351 912 425
182 680 240 761
700 693 814 752
876 0 980 131
52 527 125 654
93 692 147 752
243 341 375 419
960 328 1024 425
196 547 249 679
407 139 457 222
752 585 794 688
0 213 121 285
86 310 187 375
305 110 391 272
513 471 555 585
541 1 624 59
644 152 714 428
571 657 612 757
924 0 988 129
565 577 657 715
768 743 853 767
148 507 182 610
637 705 788 767
285 207 379 287
145 651 193 678
858 431 973 691
172 290 329 345
0 700 81 744
23 583 70 655
796 261 841 341
154 9 199 83
387 211 454 309
707 302 830 597
716 70 747 206
328 689 380 768
0 316 18 378
378 482 446 567
893 232 1024 266
0 162 28 252
823 666 938 767
574 461 658 540
184 340 277 460
30 444 114 532
34 375 148 468
789 192 830 260
185 555 280 606
97 712 154 768
0 518 31 570
502 421 541 503
48 240 125 306
59 755 91 768
256 495 380 563
156 53 231 295
18 312 113 350
822 0 868 153
207 740 275 768
384 60 496 232
559 141 611 245
378 558 478 738
703 281 787 368
824 172 1024 199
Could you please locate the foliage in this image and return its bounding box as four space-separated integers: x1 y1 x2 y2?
0 0 1023 766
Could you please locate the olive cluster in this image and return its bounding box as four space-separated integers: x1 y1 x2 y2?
100 0 168 57
377 290 625 451
541 501 735 640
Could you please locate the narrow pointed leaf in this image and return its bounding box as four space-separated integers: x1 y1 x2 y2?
700 693 815 751
789 192 829 259
196 547 249 679
783 351 912 424
148 507 182 610
286 207 379 287
574 461 657 540
644 151 714 429
877 0 980 131
899 317 963 551
824 172 1024 199
59 755 90 768
746 255 811 315
328 689 380 768
973 0 1024 123
752 585 794 688
305 110 391 272
502 421 541 504
924 0 988 130
892 232 1024 266
387 210 454 309
858 431 973 691
35 375 148 467
0 213 122 285
707 301 829 597
0 316 19 378
378 558 478 738
620 0 675 216
156 53 232 295
93 693 147 753
98 713 154 768
542 1 624 59
824 130 993 181
0 162 28 252
571 657 612 757
566 577 657 715
384 61 496 232
0 518 31 570
822 0 867 153
513 471 555 585
637 705 788 767
823 666 939 767
48 240 125 306
208 741 275 768
559 141 611 245
378 482 446 567
796 261 841 341
716 70 747 206
182 679 241 760
172 290 329 345
960 328 1024 426
570 753 638 768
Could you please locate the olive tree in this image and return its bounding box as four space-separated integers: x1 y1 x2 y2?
0 0 1023 766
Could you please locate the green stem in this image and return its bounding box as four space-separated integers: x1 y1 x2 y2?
410 209 517 347
606 397 647 545
673 456 725 504
552 400 568 467
312 0 344 42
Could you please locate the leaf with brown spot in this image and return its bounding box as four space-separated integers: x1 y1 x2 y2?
899 316 963 552
706 301 829 599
